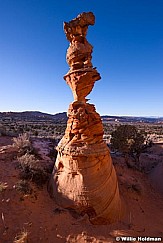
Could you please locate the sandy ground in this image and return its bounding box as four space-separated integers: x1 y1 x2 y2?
0 136 163 243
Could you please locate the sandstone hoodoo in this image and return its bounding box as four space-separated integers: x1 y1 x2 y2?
49 12 121 224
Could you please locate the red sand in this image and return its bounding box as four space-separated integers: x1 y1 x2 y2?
0 137 163 242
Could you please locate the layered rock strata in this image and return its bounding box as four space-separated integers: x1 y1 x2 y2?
49 12 121 224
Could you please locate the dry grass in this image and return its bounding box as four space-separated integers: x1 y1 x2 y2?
17 153 48 185
0 182 8 192
17 153 39 170
14 229 28 243
13 133 31 152
13 134 49 186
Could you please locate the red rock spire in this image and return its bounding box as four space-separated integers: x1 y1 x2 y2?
49 12 121 224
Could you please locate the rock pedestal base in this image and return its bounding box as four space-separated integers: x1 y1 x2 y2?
49 102 121 224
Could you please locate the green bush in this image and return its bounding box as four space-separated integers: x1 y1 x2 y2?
111 125 146 165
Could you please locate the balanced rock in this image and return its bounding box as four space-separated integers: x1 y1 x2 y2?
49 12 121 224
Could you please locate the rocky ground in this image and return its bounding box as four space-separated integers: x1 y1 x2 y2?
0 136 163 243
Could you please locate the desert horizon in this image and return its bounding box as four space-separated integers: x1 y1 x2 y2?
1 110 163 118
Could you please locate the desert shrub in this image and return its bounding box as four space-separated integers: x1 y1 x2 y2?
15 180 33 195
126 181 142 194
13 133 32 153
0 124 7 136
111 125 147 168
53 207 66 214
14 229 28 243
13 133 40 158
33 130 38 136
17 153 48 185
0 182 8 192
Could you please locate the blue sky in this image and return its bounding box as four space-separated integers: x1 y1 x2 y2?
0 0 163 116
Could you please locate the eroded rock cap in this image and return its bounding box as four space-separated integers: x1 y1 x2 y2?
64 12 95 41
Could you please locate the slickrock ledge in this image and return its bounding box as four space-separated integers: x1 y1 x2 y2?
49 12 121 224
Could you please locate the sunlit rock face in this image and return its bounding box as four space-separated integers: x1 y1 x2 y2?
49 12 121 224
